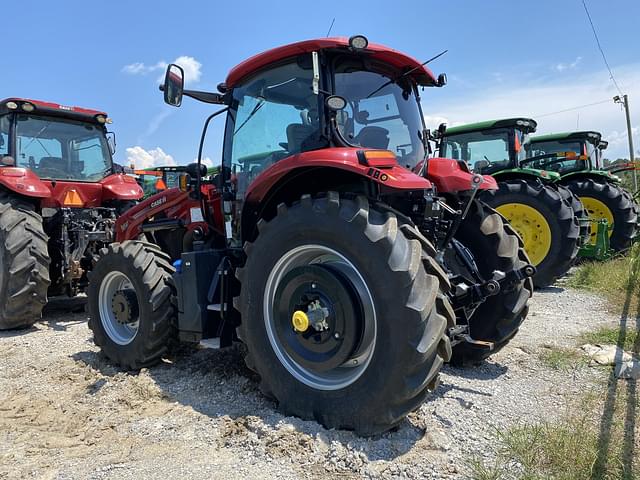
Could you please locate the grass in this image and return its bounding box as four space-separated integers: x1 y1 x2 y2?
567 244 640 313
469 386 639 480
539 346 589 371
579 325 639 352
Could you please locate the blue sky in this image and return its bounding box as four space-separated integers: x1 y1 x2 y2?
3 0 639 165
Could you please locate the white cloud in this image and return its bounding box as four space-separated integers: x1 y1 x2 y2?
122 56 202 86
426 63 640 159
173 56 202 84
555 56 582 72
126 146 177 169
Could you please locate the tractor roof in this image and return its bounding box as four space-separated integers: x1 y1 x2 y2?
443 118 537 136
530 131 602 145
0 98 109 124
225 37 438 89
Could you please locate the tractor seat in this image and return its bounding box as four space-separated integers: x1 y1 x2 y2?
39 156 63 170
354 126 390 150
286 124 316 154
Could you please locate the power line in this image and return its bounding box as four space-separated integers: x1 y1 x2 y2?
534 98 611 118
581 0 624 96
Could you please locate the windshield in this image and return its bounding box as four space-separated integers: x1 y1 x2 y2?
441 129 512 173
333 68 426 170
13 114 112 181
0 115 8 157
526 140 589 173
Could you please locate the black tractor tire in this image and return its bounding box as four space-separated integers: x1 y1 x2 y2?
448 200 534 365
235 192 454 435
0 193 50 330
565 179 638 251
556 184 590 247
481 179 579 288
87 241 176 369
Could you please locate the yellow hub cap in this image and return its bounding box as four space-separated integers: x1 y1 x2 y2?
496 203 552 266
291 310 309 332
579 196 614 245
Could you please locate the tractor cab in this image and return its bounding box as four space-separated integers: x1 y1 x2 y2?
437 118 541 176
0 98 142 209
526 131 603 176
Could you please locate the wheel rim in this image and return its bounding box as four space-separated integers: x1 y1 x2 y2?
98 271 140 345
579 196 615 244
496 203 552 266
263 244 376 391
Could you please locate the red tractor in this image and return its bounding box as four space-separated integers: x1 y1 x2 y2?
87 36 533 434
0 98 143 329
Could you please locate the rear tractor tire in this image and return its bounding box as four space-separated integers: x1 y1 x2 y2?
447 200 533 365
235 192 454 435
87 241 176 369
481 179 579 287
566 179 638 252
0 193 50 330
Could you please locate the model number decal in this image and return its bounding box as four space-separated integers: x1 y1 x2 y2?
367 167 389 182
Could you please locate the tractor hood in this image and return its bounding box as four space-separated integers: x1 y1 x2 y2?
0 167 143 208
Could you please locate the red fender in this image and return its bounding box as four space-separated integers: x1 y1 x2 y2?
0 167 51 198
419 158 497 193
100 174 144 201
244 148 432 204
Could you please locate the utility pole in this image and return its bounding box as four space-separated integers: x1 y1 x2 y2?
614 94 637 190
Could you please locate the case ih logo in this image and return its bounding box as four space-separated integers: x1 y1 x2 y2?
58 105 74 111
150 196 167 209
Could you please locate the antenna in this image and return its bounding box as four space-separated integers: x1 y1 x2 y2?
326 18 336 37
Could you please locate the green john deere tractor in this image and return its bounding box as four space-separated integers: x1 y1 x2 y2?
438 118 580 287
527 131 639 256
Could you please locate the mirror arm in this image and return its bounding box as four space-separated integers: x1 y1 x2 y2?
185 89 226 105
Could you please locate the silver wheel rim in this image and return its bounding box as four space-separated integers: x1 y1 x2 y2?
263 244 377 391
98 271 139 345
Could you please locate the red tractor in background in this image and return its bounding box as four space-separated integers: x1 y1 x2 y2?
87 36 533 434
0 98 143 329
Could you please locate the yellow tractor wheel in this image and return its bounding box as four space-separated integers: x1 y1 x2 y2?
495 203 552 267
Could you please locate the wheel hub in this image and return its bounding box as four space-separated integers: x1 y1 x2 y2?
111 289 139 325
496 202 552 266
274 264 363 373
579 196 615 245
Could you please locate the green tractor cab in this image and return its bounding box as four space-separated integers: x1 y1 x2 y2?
438 118 581 287
528 131 639 254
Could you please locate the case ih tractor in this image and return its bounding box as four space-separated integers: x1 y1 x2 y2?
87 36 533 434
527 131 639 253
438 118 581 287
0 98 143 329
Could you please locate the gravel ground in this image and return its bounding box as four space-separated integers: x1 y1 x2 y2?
0 286 619 479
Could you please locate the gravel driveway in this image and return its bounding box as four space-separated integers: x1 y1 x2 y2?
0 287 618 479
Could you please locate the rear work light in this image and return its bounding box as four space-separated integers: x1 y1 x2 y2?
21 102 35 112
5 101 18 110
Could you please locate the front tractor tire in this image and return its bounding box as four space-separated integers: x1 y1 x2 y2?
449 200 534 365
235 193 454 435
482 179 580 288
565 179 638 252
87 241 176 369
0 193 50 330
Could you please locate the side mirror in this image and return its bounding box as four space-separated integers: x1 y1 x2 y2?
186 162 207 178
437 73 447 87
163 64 185 107
438 122 447 136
